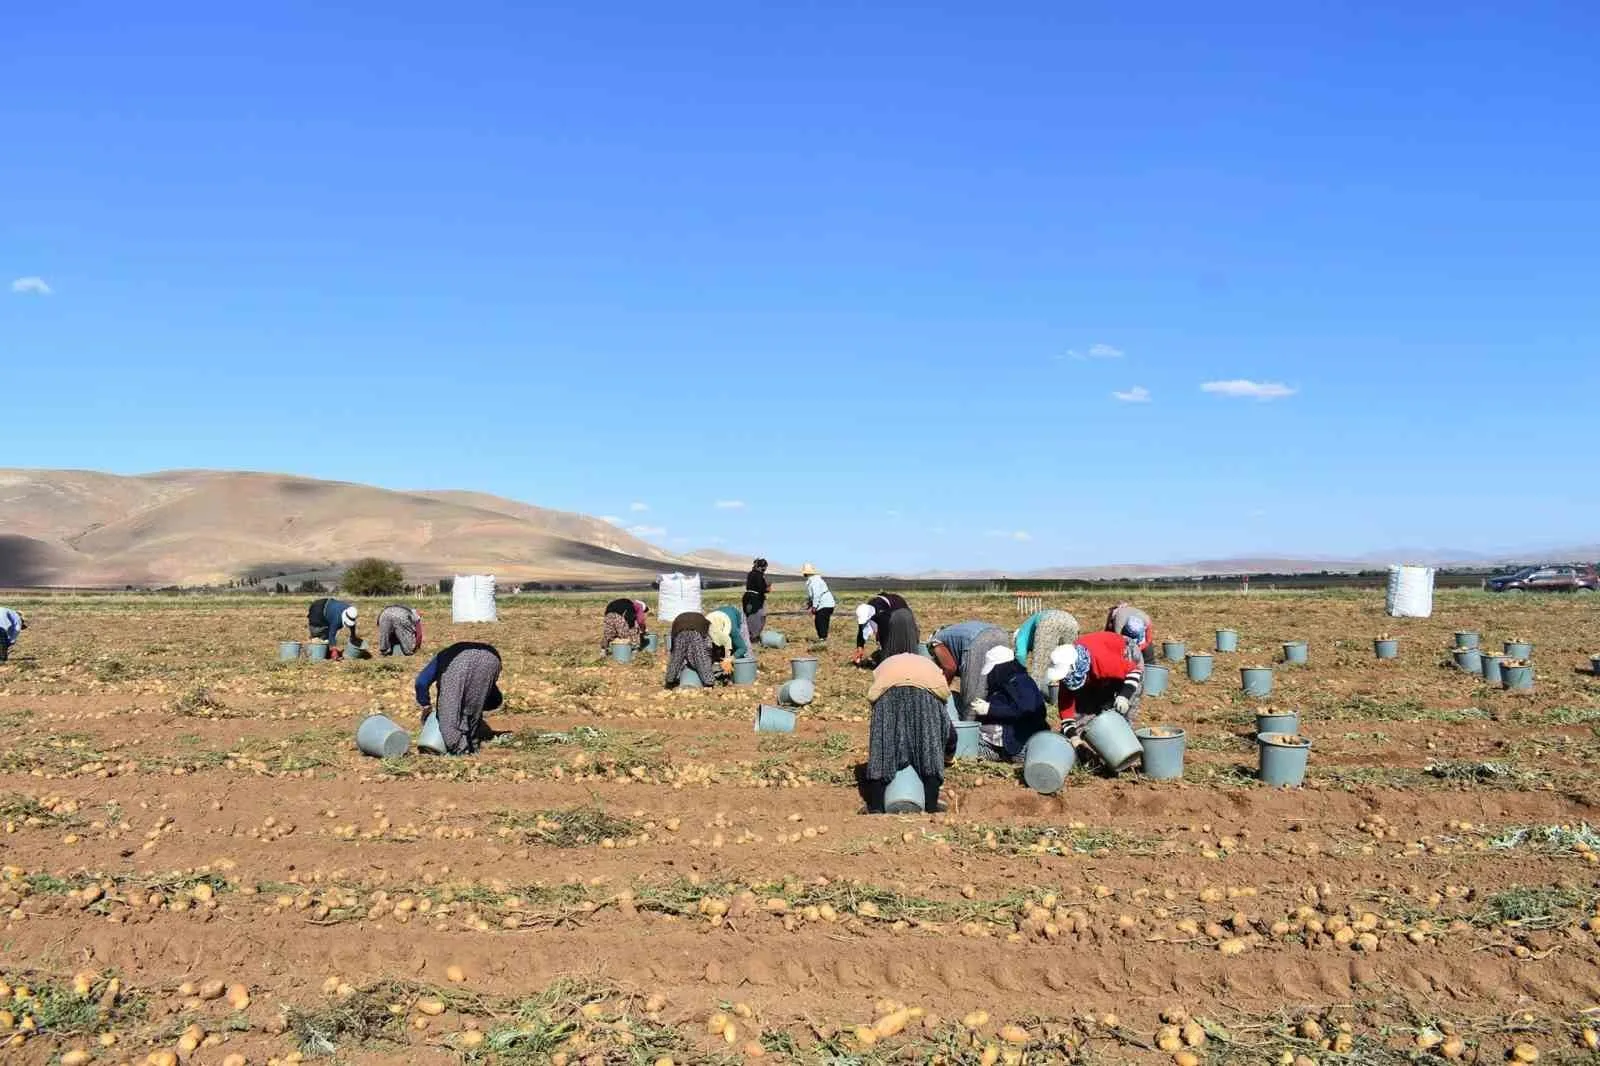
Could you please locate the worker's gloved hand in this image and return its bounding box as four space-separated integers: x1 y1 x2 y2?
969 698 990 718
1112 695 1131 717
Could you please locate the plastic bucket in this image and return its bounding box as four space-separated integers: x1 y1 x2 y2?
1453 647 1482 674
790 657 819 682
388 644 408 657
916 643 933 659
1136 727 1186 781
1241 667 1273 698
1215 629 1239 653
1022 732 1076 794
1185 653 1214 682
418 712 448 754
760 631 787 649
883 765 926 814
952 722 981 759
1374 638 1399 660
1281 641 1309 665
1454 631 1480 649
1143 663 1170 697
1501 662 1534 692
278 641 302 661
1256 709 1299 735
1082 712 1143 773
356 714 411 758
1481 654 1506 685
777 678 814 706
945 695 960 724
345 638 370 661
1162 641 1186 663
1258 732 1311 787
678 668 705 688
754 705 796 733
610 641 635 664
306 642 329 661
1505 641 1533 660
642 633 659 652
732 656 758 685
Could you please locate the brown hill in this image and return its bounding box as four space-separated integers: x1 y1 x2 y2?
0 469 735 588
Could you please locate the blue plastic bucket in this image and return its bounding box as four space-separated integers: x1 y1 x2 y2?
945 695 960 724
952 722 981 758
1143 663 1170 697
356 714 411 758
1136 727 1186 781
1215 629 1239 653
1481 654 1505 684
417 712 447 754
1505 640 1533 660
754 705 796 733
1374 638 1399 660
916 643 933 659
777 678 814 706
678 668 705 688
732 656 758 685
1241 667 1273 698
1022 732 1076 795
883 765 926 814
1281 641 1309 665
1255 709 1298 735
610 641 635 664
1501 662 1534 692
760 631 787 649
1258 732 1311 787
1185 653 1214 682
388 644 408 657
1454 631 1480 650
1162 640 1186 663
306 642 329 661
1453 647 1482 674
643 633 659 652
345 638 370 660
1082 712 1143 773
278 641 302 661
790 657 819 682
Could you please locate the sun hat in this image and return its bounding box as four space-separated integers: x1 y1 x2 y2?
981 645 1016 676
341 606 358 627
1046 643 1092 690
801 563 818 576
855 604 874 627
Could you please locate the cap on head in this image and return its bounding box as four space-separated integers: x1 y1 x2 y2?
1046 643 1091 689
855 604 874 627
981 645 1016 676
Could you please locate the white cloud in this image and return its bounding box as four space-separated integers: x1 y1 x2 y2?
600 515 623 526
10 276 52 296
885 509 902 518
1112 385 1151 403
1201 379 1296 400
1066 342 1123 360
629 502 649 512
986 530 1033 542
627 524 666 537
714 500 745 510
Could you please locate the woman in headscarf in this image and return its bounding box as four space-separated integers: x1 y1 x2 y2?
307 597 359 658
664 611 726 688
377 604 424 657
1047 631 1146 728
928 620 1011 716
852 593 919 666
1015 609 1080 689
414 641 503 755
862 652 953 814
708 604 751 659
801 564 836 642
600 598 650 651
1105 602 1155 664
967 645 1049 762
742 559 771 642
0 608 26 663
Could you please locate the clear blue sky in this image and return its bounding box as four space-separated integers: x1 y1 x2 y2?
5 2 1597 574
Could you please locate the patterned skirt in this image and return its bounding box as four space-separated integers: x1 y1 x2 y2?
867 685 951 783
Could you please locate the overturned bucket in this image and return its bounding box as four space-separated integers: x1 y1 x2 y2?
884 765 926 814
760 631 787 649
1082 712 1143 773
1162 640 1186 663
1281 641 1309 666
1215 629 1239 653
754 705 796 733
278 640 302 661
1022 732 1076 794
1241 666 1273 698
790 657 819 682
732 656 758 685
418 712 448 754
1374 637 1399 660
951 721 981 758
356 714 411 758
777 678 814 706
1186 653 1214 682
1258 732 1311 787
610 640 635 664
1136 727 1186 781
1143 663 1170 698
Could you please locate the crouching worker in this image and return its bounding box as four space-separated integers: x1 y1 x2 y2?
1047 631 1145 731
966 646 1048 762
927 621 1010 715
861 652 953 814
1105 602 1155 664
378 604 424 656
852 593 919 666
1014 609 1079 689
0 608 26 663
664 611 726 688
708 605 752 659
415 641 503 755
308 597 359 658
600 598 649 651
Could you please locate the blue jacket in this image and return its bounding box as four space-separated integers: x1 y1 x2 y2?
975 661 1048 759
929 621 993 664
323 598 354 643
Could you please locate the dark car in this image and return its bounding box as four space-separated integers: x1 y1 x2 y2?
1487 564 1599 593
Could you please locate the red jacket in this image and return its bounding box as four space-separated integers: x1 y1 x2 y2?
1058 630 1145 720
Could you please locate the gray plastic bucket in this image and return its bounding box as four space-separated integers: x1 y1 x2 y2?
732 656 758 685
1501 662 1534 692
945 695 960 724
1374 638 1398 660
1215 629 1239 653
1185 653 1214 682
1022 732 1076 794
1257 732 1311 787
1082 712 1143 772
388 644 408 657
1281 641 1309 665
1143 663 1170 697
346 638 370 660
418 712 447 754
356 714 411 758
278 641 302 661
754 705 796 733
1136 727 1186 781
306 642 329 661
1241 666 1273 697
1454 631 1480 649
777 678 814 706
1162 640 1186 663
1255 709 1299 735
678 668 705 688
610 640 635 664
1505 640 1533 660
1481 654 1506 684
951 722 981 758
1453 647 1482 674
760 631 787 649
884 765 926 813
790 657 819 682
643 633 659 652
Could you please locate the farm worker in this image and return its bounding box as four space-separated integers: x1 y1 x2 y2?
708 604 752 659
967 645 1049 762
377 604 424 656
1014 609 1080 689
307 597 359 657
600 598 649 651
802 564 836 640
663 611 726 688
414 641 503 755
742 559 771 642
861 652 953 814
1105 602 1155 664
0 608 26 662
852 593 919 665
927 621 1011 716
1047 631 1145 728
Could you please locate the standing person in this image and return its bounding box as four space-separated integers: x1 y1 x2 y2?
708 604 751 659
928 621 1011 716
414 641 503 755
1047 631 1145 728
801 564 836 642
967 646 1049 762
742 559 771 643
307 596 359 657
664 611 726 688
1105 602 1155 664
0 608 26 663
377 604 424 656
600 598 650 651
1015 609 1080 689
853 592 919 665
862 652 954 814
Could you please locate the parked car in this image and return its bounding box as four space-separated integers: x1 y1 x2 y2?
1487 565 1599 593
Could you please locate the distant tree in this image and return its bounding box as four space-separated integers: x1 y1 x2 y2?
341 558 405 597
296 579 325 594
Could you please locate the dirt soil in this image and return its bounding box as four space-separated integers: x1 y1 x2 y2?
2 589 1600 1065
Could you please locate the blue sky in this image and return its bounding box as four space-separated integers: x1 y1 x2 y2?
4 2 1598 574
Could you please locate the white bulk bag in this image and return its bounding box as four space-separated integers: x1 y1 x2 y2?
452 574 498 623
657 572 702 623
1386 564 1435 618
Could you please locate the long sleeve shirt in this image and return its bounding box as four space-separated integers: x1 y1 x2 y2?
1057 630 1144 720
856 593 909 648
0 609 23 644
928 621 992 665
323 598 355 644
742 569 770 615
804 575 836 611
